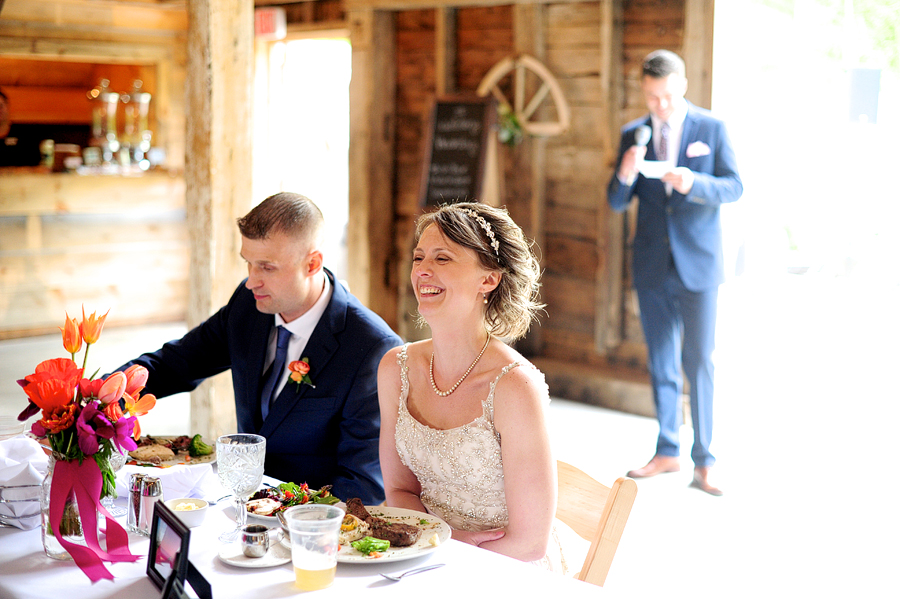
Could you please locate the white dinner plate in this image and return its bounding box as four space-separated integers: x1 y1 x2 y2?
334 506 451 563
217 531 290 568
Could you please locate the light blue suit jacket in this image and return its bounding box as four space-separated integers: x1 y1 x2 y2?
607 102 743 291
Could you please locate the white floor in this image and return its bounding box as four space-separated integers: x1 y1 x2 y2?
2 271 897 597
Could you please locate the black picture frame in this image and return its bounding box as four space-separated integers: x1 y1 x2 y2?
147 501 191 591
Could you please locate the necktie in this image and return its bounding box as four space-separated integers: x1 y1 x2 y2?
260 325 291 420
659 122 670 161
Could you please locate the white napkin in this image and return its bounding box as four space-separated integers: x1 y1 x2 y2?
115 462 219 502
0 437 49 530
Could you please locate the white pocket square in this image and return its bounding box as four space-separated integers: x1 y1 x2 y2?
686 141 711 158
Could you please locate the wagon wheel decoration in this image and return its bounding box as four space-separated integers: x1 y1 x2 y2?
476 54 571 144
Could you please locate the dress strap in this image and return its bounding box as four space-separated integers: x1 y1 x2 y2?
396 343 411 411
484 361 520 426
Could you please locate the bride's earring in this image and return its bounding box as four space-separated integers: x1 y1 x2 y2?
483 293 488 304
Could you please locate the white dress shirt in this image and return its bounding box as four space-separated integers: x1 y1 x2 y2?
265 274 332 398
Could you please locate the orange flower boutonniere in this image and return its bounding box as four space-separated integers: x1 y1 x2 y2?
288 358 315 389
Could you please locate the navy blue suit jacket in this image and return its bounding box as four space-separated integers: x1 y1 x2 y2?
122 270 402 505
607 102 743 291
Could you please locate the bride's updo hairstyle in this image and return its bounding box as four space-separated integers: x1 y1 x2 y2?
415 202 544 341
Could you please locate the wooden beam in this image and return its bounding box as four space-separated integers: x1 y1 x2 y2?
682 0 714 108
347 0 587 11
595 0 624 355
435 8 457 95
185 0 254 441
347 9 396 325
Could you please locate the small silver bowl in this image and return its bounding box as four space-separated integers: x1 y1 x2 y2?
240 524 272 558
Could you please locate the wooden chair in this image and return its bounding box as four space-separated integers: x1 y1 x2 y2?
556 460 638 586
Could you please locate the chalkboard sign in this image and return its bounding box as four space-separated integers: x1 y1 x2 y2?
419 96 494 208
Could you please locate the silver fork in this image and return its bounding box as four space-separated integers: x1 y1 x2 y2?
379 563 445 582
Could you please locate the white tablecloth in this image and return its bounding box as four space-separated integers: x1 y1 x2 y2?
0 480 607 598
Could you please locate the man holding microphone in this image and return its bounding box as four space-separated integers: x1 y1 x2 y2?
607 50 743 496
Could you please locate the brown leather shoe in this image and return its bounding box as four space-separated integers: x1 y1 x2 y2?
690 466 724 496
626 455 681 479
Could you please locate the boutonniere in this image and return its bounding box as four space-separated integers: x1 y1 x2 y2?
288 358 315 389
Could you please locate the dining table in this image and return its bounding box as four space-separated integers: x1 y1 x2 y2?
0 465 609 598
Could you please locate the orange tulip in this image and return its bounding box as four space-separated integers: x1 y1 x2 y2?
81 307 109 345
60 313 82 355
98 372 127 405
124 391 156 417
123 391 156 440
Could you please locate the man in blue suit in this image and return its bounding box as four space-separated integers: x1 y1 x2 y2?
120 193 401 504
608 50 742 496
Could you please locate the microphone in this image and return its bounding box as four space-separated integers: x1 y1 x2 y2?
634 125 651 147
623 125 652 185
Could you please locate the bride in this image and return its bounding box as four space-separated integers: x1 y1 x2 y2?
378 202 568 571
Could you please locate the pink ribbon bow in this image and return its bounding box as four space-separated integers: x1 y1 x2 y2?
49 458 140 582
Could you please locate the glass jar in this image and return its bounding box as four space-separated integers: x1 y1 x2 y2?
40 456 87 560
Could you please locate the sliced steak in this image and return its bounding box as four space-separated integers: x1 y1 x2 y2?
345 497 422 547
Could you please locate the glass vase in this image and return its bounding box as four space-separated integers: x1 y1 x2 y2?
40 456 91 561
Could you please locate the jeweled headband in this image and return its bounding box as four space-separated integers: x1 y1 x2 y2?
460 208 500 257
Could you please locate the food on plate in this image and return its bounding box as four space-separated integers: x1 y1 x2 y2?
188 434 214 457
346 497 422 547
128 434 215 466
428 533 441 547
246 482 340 516
338 514 370 545
350 536 390 556
246 497 282 516
174 502 201 512
128 443 175 463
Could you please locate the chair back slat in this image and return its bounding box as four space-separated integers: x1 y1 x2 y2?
556 461 637 586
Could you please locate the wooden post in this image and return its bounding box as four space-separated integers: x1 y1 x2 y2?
435 8 457 96
510 3 545 356
347 9 396 324
185 0 254 440
595 0 625 354
683 0 714 108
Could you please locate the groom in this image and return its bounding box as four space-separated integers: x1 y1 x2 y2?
607 50 742 496
119 193 401 504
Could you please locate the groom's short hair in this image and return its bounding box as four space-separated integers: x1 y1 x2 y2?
642 50 685 79
237 192 324 246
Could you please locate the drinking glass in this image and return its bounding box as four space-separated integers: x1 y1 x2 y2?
284 504 344 591
216 434 266 543
101 449 128 518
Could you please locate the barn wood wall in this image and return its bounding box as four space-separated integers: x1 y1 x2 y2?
386 0 687 414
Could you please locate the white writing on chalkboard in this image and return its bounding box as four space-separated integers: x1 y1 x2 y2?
433 135 481 157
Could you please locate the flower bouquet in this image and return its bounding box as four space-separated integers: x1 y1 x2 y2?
16 307 155 582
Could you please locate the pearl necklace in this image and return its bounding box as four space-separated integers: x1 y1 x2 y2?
430 334 491 397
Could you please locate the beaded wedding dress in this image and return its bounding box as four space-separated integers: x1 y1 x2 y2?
393 345 574 574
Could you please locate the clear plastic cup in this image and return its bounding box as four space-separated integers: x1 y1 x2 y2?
283 504 344 591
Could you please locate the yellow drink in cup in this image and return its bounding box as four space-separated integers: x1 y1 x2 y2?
284 504 344 591
294 564 337 591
